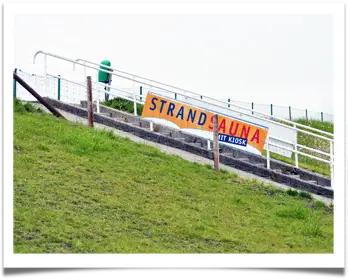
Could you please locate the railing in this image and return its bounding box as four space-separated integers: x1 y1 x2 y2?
30 51 334 185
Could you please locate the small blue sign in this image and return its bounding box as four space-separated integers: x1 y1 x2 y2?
218 133 248 147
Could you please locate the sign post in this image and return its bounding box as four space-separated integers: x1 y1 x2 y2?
87 76 94 128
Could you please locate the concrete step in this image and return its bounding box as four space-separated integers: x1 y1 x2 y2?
98 112 111 117
288 174 301 179
238 157 250 162
273 169 283 173
306 180 318 185
174 138 187 141
162 132 172 137
190 143 203 147
254 163 266 168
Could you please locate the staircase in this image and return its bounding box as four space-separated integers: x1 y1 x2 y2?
44 97 333 198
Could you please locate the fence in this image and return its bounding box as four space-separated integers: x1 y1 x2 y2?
226 99 333 123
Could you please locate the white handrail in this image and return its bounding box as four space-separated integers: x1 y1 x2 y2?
73 57 333 138
34 51 334 142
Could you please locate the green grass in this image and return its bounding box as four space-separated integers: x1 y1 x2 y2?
14 100 333 253
101 98 144 116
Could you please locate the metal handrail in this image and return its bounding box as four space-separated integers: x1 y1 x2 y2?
34 51 334 142
73 57 334 138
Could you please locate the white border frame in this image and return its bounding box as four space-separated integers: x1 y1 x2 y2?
3 2 345 268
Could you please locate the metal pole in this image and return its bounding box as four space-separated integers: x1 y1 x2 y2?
57 74 61 100
97 99 100 114
175 93 177 100
150 121 153 131
207 140 211 150
87 76 94 128
228 98 230 108
294 124 298 168
13 72 65 119
44 54 47 95
266 136 270 169
252 102 254 115
140 86 143 102
213 114 220 171
270 104 273 116
330 140 334 187
13 68 17 98
321 112 323 122
133 92 137 116
305 109 308 121
289 106 292 121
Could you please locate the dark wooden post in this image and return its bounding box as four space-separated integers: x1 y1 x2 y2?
213 114 220 171
87 76 94 128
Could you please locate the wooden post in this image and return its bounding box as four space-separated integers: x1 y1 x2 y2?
87 76 94 128
213 114 220 171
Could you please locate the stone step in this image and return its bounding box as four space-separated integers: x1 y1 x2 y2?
238 157 250 162
306 180 317 185
273 169 283 173
190 143 203 147
98 112 111 117
288 174 301 179
174 138 187 142
254 163 266 168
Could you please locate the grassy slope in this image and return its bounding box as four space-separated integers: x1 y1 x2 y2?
14 102 333 253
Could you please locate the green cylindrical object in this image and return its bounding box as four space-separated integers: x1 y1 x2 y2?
13 68 17 98
98 60 112 83
58 75 61 100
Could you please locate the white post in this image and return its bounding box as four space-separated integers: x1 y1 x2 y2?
294 124 299 168
43 54 47 95
330 140 334 187
97 99 100 114
150 121 153 132
207 140 211 150
266 137 270 169
133 75 137 116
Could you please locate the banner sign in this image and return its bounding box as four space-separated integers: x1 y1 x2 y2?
141 92 269 154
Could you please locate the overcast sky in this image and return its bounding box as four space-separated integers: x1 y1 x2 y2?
15 14 334 114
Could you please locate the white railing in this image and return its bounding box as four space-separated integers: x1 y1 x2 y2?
30 51 334 184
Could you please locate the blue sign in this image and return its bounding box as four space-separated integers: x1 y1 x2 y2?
218 133 248 147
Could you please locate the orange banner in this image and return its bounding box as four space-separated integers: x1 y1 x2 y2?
142 92 268 152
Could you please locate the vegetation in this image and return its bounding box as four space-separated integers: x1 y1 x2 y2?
101 98 144 116
14 100 333 253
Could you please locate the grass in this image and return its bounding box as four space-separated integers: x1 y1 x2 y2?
101 98 144 116
13 100 333 253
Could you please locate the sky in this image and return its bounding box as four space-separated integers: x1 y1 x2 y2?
14 14 334 114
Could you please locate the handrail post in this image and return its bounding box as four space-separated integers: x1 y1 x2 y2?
13 68 17 98
330 140 334 187
294 124 299 168
207 139 211 150
57 75 61 100
266 136 270 169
